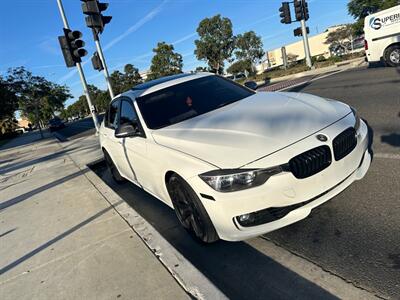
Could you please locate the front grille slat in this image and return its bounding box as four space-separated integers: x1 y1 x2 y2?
333 127 357 161
289 145 331 179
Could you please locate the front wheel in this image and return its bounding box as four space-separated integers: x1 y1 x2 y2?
384 45 400 67
167 174 219 243
104 150 126 183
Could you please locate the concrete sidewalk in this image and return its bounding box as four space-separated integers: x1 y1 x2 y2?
0 131 190 300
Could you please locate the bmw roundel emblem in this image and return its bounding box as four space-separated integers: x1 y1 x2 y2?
316 134 328 142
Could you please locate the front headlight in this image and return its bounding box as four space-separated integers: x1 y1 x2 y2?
199 166 283 192
351 106 361 132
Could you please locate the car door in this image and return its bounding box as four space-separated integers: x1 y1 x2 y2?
115 98 148 185
102 98 125 172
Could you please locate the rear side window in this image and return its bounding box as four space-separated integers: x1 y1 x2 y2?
106 100 120 129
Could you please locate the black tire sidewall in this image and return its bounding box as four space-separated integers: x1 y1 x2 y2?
384 45 400 67
168 174 219 243
103 150 125 183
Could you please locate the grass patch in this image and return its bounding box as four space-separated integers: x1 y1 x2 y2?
242 51 366 84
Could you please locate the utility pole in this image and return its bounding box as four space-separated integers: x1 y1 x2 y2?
300 18 312 68
93 34 114 98
81 0 114 99
56 0 100 132
35 100 43 139
281 47 288 69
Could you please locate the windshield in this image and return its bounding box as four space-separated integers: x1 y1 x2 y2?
136 75 254 129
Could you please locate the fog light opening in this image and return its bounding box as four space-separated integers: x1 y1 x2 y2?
237 213 255 226
239 214 251 222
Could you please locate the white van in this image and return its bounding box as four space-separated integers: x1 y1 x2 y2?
364 5 400 66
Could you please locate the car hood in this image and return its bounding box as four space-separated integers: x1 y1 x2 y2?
151 92 351 168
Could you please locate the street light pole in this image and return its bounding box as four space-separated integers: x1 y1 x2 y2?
300 18 312 68
56 0 100 132
93 30 115 99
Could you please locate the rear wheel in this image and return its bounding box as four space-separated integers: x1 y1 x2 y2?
384 45 400 67
104 150 126 183
167 173 219 243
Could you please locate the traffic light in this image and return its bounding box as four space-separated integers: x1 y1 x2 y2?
58 29 87 68
294 0 309 21
279 2 291 24
303 1 309 21
294 0 303 21
91 51 104 71
293 26 309 37
81 0 112 34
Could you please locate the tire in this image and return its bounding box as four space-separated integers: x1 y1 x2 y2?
103 150 126 183
167 173 219 243
384 45 400 67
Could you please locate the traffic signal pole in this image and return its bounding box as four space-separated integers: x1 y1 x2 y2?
93 31 115 98
56 0 100 132
300 19 312 68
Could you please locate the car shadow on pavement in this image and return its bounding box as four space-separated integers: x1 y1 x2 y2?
90 161 338 300
381 133 400 147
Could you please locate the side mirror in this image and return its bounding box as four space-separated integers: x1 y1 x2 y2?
115 123 139 138
244 81 258 90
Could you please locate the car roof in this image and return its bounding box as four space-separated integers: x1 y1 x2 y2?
120 72 214 99
131 73 193 90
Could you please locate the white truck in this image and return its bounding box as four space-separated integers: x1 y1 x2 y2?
364 5 400 66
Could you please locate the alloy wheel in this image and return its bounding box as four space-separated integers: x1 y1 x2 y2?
170 180 206 239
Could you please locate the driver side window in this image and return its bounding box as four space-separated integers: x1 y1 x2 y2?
106 99 120 129
120 100 138 126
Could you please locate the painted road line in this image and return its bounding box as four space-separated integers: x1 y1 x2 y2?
278 69 345 92
374 152 400 160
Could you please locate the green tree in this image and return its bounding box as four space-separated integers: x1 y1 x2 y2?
110 70 125 95
110 64 142 94
227 60 252 75
194 15 235 74
95 91 111 113
324 25 354 54
148 42 183 80
234 31 264 72
123 64 142 88
194 66 209 72
348 0 398 34
0 76 18 120
6 67 71 126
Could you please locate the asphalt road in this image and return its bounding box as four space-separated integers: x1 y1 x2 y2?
265 65 400 298
65 66 400 298
55 114 104 141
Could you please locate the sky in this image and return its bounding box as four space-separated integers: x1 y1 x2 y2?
0 0 355 107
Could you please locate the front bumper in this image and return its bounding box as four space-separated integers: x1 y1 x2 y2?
187 116 371 241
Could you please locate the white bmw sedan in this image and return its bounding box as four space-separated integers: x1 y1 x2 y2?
99 73 371 243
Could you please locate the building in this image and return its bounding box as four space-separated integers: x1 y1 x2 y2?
139 70 151 81
256 25 348 73
17 117 30 129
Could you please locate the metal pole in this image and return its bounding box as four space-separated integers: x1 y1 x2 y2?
35 100 43 139
56 0 100 132
93 31 115 99
281 47 287 70
300 19 312 68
